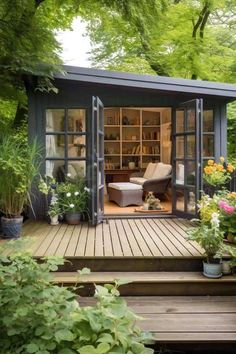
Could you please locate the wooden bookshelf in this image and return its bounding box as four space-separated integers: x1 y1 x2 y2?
104 107 171 170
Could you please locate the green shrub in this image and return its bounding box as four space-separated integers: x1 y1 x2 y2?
0 243 154 354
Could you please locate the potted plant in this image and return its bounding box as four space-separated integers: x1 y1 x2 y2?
38 175 59 224
48 202 61 225
58 175 89 225
188 212 224 278
0 137 41 238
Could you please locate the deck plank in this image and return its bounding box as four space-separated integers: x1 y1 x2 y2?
121 219 142 256
75 223 88 256
153 219 192 256
54 225 74 257
108 219 123 256
167 218 203 254
127 219 153 256
159 219 202 256
1 218 205 259
115 219 132 256
146 219 182 256
134 219 162 257
79 295 236 343
94 223 104 256
65 225 82 257
45 224 68 256
34 224 61 257
102 222 113 256
85 226 96 256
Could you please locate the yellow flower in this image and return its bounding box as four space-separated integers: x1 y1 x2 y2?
220 156 225 163
207 159 214 166
216 164 224 172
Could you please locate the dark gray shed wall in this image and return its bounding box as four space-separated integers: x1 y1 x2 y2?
28 79 229 219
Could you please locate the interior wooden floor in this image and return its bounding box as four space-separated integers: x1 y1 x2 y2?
104 195 172 215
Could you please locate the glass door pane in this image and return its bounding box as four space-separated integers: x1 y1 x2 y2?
172 99 203 217
91 96 104 225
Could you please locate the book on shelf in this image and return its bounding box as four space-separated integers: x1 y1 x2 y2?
142 130 160 140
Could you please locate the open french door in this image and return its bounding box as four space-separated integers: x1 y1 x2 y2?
91 96 105 225
172 99 203 218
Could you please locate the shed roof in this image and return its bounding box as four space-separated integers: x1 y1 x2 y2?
55 66 236 100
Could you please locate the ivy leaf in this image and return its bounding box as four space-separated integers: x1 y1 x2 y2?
58 349 76 354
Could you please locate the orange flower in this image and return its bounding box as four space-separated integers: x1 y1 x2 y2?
220 156 225 163
227 164 234 173
204 166 213 174
208 159 214 166
228 192 236 198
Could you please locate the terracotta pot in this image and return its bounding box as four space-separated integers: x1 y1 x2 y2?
1 216 23 239
65 212 81 225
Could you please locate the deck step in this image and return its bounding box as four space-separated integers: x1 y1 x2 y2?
52 271 236 296
78 296 236 349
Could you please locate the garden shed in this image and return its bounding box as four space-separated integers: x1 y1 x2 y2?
27 66 236 224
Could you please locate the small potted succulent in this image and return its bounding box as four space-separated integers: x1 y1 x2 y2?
57 175 89 225
188 212 224 278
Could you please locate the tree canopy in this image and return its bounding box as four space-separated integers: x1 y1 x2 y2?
83 0 236 82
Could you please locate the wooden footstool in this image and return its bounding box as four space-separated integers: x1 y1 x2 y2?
108 182 143 207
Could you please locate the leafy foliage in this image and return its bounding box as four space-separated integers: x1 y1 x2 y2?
83 0 236 81
0 136 41 217
0 244 154 354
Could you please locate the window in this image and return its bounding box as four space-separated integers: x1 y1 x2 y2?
203 110 214 159
45 109 86 180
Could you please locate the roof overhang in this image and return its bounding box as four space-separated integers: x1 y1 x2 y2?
54 66 236 100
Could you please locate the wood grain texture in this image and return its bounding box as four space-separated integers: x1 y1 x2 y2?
1 219 233 260
78 296 236 343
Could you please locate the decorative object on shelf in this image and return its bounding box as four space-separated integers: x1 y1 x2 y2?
122 116 129 125
128 161 136 169
131 135 137 141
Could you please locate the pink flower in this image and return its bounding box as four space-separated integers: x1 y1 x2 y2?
218 200 235 214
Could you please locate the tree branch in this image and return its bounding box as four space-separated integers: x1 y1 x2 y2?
35 0 45 9
200 10 211 39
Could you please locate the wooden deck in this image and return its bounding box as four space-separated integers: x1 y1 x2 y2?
79 296 236 345
17 218 203 258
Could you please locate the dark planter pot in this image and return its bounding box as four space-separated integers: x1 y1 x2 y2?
1 216 23 239
65 212 81 225
203 260 222 278
204 183 224 198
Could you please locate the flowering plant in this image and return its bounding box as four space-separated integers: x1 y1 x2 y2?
218 193 236 238
38 176 60 217
187 212 224 263
57 175 89 214
203 157 234 187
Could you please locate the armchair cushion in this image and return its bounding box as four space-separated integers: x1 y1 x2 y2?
130 177 147 185
143 162 157 179
152 162 172 179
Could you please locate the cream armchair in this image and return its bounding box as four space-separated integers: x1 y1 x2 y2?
130 162 172 194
